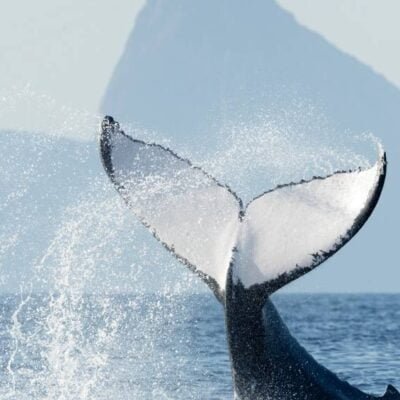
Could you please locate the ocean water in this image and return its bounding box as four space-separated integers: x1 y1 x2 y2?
0 293 399 399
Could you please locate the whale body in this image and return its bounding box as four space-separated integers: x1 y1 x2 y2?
226 276 399 400
99 116 399 399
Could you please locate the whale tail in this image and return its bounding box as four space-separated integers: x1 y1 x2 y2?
99 116 398 399
99 115 386 302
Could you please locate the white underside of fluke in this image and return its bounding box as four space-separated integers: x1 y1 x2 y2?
235 158 384 287
100 119 386 293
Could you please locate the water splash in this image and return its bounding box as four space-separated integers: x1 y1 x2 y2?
6 287 32 396
201 108 376 203
0 93 383 398
0 120 203 398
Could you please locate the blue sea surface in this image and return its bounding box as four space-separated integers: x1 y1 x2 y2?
0 293 399 399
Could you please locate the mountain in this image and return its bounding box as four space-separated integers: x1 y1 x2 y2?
101 0 400 292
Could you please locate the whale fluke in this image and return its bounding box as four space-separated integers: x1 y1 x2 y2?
99 115 386 298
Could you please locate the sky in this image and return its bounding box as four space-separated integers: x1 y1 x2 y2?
0 0 399 138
